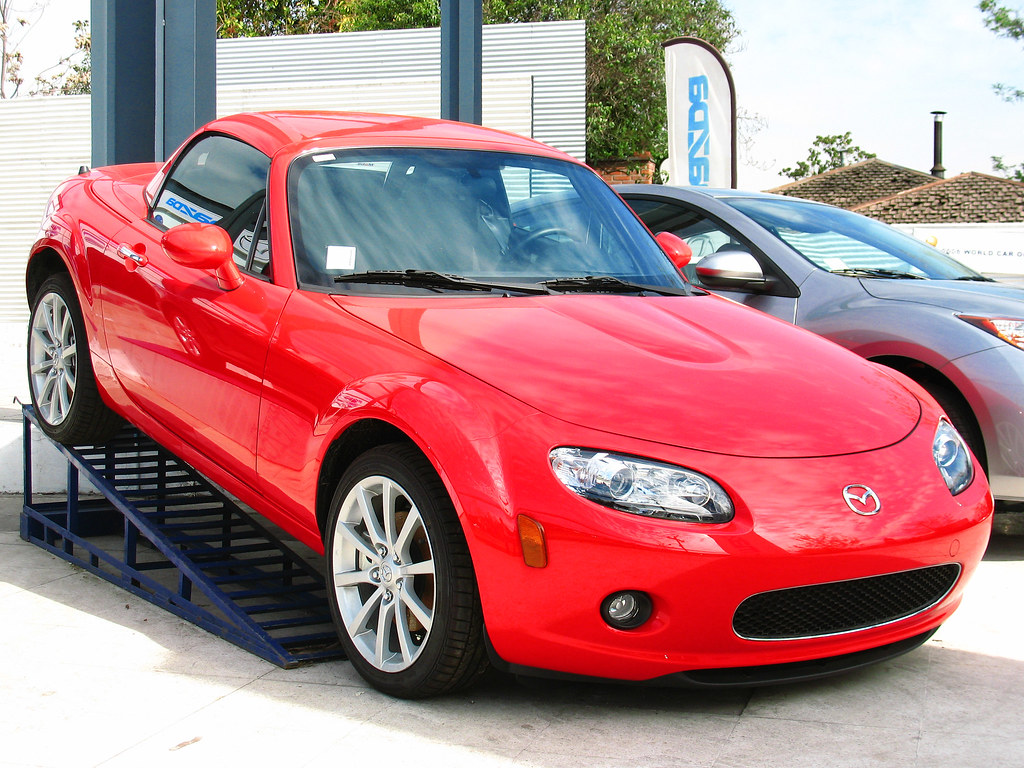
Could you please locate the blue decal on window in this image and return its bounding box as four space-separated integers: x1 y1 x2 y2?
166 196 217 224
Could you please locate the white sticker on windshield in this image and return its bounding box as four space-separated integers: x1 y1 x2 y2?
313 153 337 163
326 245 357 271
824 257 846 270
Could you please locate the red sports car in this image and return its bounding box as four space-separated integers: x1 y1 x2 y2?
27 112 992 698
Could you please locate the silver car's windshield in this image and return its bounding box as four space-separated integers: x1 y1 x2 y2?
289 148 687 294
724 197 985 280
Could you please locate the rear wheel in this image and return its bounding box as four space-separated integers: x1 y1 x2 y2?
325 443 487 698
28 274 120 445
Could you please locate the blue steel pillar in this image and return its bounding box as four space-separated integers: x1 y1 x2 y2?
156 0 217 160
440 0 482 125
90 0 156 166
91 0 216 166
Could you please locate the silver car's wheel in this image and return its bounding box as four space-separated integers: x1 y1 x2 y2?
332 473 436 672
325 444 487 698
29 289 77 427
27 274 120 445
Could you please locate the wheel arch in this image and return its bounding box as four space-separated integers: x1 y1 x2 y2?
315 418 419 538
26 247 70 307
870 354 987 471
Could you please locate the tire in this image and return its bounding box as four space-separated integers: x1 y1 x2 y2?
325 443 488 698
27 273 121 445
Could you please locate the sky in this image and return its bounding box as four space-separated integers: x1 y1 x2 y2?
4 0 85 93
724 0 1024 189
9 0 1024 191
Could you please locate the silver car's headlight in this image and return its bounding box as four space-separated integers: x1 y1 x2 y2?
549 447 734 523
933 419 974 496
958 315 1024 351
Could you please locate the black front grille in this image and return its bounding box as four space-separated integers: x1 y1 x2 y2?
733 564 961 641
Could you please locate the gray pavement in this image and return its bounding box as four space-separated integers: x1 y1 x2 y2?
1 493 1022 768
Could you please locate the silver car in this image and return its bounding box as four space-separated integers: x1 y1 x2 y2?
618 185 1024 533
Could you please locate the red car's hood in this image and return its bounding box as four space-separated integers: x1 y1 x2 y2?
338 293 921 458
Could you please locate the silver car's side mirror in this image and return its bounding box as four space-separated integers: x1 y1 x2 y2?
695 250 767 289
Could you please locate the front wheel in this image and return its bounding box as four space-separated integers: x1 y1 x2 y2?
27 273 120 445
325 443 487 698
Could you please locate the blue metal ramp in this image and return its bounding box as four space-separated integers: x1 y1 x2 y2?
20 406 344 668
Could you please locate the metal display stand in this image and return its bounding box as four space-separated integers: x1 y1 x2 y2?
20 406 344 668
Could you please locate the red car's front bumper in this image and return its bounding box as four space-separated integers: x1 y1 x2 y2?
463 410 993 684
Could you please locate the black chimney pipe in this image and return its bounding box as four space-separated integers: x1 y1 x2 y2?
931 111 946 178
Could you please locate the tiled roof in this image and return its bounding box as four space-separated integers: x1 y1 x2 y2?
765 158 937 209
853 172 1024 224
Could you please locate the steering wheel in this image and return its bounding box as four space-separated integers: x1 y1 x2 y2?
518 226 578 249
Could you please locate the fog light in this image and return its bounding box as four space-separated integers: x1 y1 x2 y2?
601 590 652 629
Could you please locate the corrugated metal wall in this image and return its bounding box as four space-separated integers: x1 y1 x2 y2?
217 76 534 140
0 21 584 324
0 95 92 322
217 21 585 160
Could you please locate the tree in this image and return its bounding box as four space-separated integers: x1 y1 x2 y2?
992 155 1024 181
32 19 89 95
217 0 349 37
979 1 1024 102
0 0 26 98
979 3 1024 178
571 1 737 162
216 0 739 163
780 133 875 181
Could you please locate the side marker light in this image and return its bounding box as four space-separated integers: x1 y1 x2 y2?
517 515 548 568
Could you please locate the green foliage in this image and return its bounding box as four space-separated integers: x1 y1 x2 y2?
979 1 1024 101
980 0 1024 39
781 133 876 181
217 0 349 37
992 155 1024 181
340 1 440 29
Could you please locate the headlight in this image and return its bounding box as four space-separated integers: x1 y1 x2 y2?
958 315 1024 351
549 448 734 523
933 419 974 496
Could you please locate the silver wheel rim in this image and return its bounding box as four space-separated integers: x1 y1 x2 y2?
29 291 77 427
331 475 435 672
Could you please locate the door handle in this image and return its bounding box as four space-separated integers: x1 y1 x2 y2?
118 244 149 272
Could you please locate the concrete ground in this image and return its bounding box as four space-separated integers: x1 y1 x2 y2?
1 494 1022 768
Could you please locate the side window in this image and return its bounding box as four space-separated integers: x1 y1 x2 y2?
152 134 272 277
628 198 757 286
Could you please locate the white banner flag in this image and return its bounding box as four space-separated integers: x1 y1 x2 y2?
663 37 736 188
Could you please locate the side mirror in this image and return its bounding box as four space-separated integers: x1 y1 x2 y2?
162 223 244 291
655 231 692 270
695 250 767 289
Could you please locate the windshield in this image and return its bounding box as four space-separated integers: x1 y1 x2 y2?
723 196 985 280
288 148 686 293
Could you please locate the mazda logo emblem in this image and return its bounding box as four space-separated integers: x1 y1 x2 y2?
843 485 881 516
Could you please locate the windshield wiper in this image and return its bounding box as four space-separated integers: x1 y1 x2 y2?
952 275 997 282
830 268 927 280
334 269 549 295
541 275 689 296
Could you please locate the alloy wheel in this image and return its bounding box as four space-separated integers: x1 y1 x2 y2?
331 474 436 672
29 291 77 427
